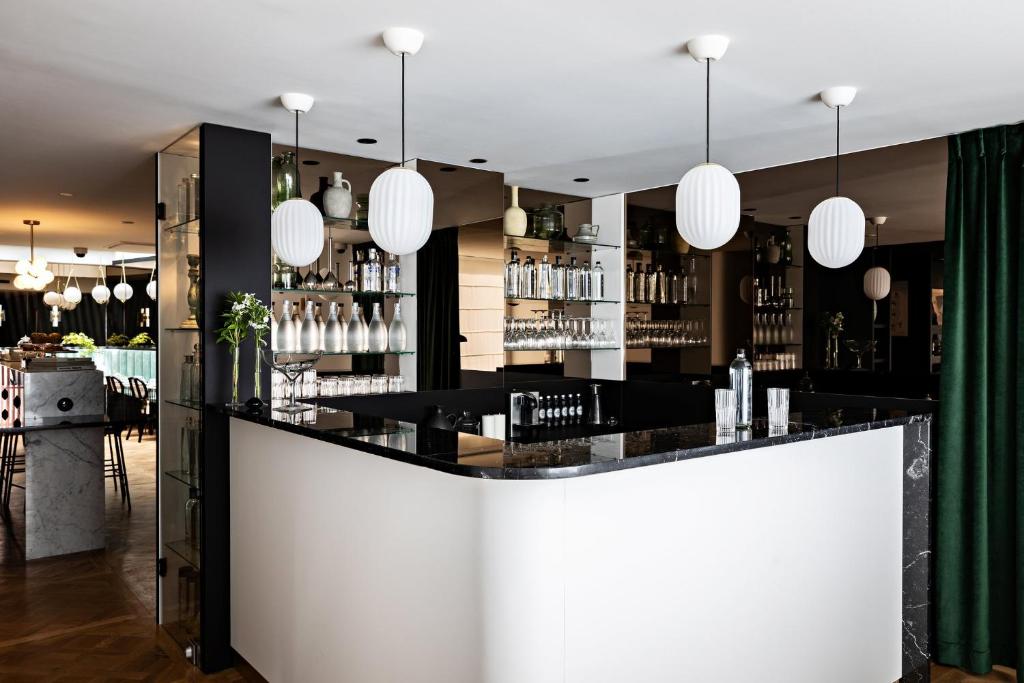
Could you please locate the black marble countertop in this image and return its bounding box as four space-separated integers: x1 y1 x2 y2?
218 402 932 480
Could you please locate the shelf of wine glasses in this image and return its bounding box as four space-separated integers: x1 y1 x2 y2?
505 296 620 304
626 344 710 350
164 398 202 411
165 539 200 569
504 346 620 352
275 350 414 356
161 217 200 234
505 235 621 251
164 469 199 488
272 288 415 298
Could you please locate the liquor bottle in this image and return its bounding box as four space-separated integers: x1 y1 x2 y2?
729 349 753 429
363 248 382 292
646 264 657 304
552 256 566 300
538 255 552 300
388 301 407 352
634 263 646 303
687 257 699 303
324 302 344 353
315 304 326 351
344 252 359 292
552 394 562 425
367 303 388 352
523 256 537 299
566 257 579 301
276 300 296 352
580 261 592 301
539 396 548 427
656 265 668 304
299 301 319 353
592 261 605 301
346 302 367 353
505 250 521 298
574 393 583 424
385 253 401 292
625 263 635 303
782 229 793 266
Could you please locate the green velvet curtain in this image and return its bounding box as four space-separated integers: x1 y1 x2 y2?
937 123 1024 680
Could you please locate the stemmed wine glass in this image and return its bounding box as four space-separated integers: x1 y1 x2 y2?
260 349 323 413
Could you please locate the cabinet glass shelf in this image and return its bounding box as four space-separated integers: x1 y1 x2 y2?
162 217 200 234
164 469 199 487
278 350 415 356
627 247 710 257
165 539 200 569
504 347 621 352
505 296 621 304
505 236 621 251
627 344 711 350
323 216 368 230
272 288 414 297
164 398 202 411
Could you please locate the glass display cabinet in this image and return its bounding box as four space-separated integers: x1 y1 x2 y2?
156 123 271 672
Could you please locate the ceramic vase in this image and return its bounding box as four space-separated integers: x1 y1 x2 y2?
503 185 528 236
324 171 353 219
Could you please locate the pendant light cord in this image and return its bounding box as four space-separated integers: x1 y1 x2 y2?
835 105 840 197
294 110 302 197
401 52 406 168
705 58 711 164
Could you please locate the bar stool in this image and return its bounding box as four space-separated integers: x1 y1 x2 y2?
105 425 131 510
127 377 150 442
0 432 25 515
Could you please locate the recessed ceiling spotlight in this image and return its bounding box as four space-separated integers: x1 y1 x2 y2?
302 159 320 166
58 192 73 198
357 138 377 144
121 219 135 224
469 158 487 164
439 166 457 173
573 177 590 183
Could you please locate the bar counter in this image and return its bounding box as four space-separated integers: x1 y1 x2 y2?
221 394 933 683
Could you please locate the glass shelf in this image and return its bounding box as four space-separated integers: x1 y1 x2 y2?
627 247 710 257
504 347 621 352
272 288 414 297
164 469 199 487
505 235 621 251
318 350 415 356
162 217 200 234
627 344 711 350
164 398 202 411
505 296 621 304
323 216 368 230
630 301 710 307
164 326 201 332
165 539 200 569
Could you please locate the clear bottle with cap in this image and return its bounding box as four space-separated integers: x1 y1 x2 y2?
580 261 592 301
505 250 521 298
537 255 552 300
324 302 345 353
625 263 635 303
521 256 536 299
299 300 319 353
591 261 605 301
729 349 752 429
566 256 579 300
385 253 400 292
552 256 566 300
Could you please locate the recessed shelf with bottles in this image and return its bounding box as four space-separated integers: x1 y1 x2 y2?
272 287 415 298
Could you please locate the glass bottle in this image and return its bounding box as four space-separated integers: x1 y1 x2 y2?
669 271 680 304
299 300 319 353
276 300 296 352
367 302 388 352
505 250 521 298
580 260 592 301
537 255 552 300
634 262 646 303
646 265 658 304
270 302 278 351
324 302 345 353
566 256 579 300
388 301 407 352
687 257 698 302
592 261 605 301
344 253 359 292
362 248 382 292
782 229 793 266
521 256 536 299
385 253 401 292
346 302 367 353
656 265 668 303
315 304 326 351
552 256 566 300
729 349 753 429
184 488 200 549
625 263 635 303
271 151 299 210
180 354 196 402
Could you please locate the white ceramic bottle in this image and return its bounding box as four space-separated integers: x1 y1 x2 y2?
367 302 388 353
315 304 326 351
276 300 296 352
346 301 367 353
324 302 344 353
388 301 407 352
299 301 319 353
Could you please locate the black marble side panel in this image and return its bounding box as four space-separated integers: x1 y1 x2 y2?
902 420 931 682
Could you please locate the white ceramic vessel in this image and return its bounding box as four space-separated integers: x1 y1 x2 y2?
323 171 353 219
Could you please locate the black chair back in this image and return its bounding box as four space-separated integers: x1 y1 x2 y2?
107 376 125 394
128 377 148 400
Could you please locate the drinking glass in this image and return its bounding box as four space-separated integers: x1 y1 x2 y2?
767 387 790 430
715 389 737 434
371 375 388 394
387 375 404 392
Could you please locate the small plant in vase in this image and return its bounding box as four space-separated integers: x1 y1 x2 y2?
241 296 272 408
215 292 252 407
820 311 845 369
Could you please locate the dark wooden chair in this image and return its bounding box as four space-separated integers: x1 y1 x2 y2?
0 433 25 515
126 378 151 442
104 425 130 510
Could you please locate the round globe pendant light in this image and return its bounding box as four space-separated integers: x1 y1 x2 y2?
146 267 157 300
270 93 324 267
808 87 865 268
14 220 54 290
675 35 740 251
114 265 133 303
863 216 891 300
368 27 434 256
91 266 110 305
62 267 82 304
43 289 61 307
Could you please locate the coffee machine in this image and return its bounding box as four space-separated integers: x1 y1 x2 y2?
508 391 540 436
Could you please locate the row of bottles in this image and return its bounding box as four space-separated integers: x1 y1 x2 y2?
625 258 699 304
538 393 585 428
274 247 401 293
754 352 798 372
753 230 794 266
272 300 407 354
504 250 605 301
754 275 795 309
753 312 797 346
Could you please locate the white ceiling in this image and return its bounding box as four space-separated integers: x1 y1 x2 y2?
1 0 1022 250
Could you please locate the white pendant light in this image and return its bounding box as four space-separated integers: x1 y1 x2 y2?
146 267 157 300
270 93 324 267
62 267 82 304
43 289 61 307
92 266 111 304
368 27 434 256
114 264 133 303
863 216 891 300
675 35 740 251
808 87 865 268
14 220 54 290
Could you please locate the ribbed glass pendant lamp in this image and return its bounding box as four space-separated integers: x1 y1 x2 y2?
271 93 325 268
863 216 891 300
808 87 865 269
369 27 434 256
675 35 740 251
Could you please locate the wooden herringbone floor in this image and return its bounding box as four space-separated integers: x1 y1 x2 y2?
0 431 254 682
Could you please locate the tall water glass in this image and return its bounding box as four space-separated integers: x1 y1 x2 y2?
767 387 790 431
715 389 737 434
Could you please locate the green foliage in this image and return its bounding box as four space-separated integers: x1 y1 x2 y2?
61 332 96 350
106 333 130 347
128 332 154 348
216 292 273 350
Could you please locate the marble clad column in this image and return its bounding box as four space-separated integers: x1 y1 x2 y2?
901 418 932 682
24 426 105 560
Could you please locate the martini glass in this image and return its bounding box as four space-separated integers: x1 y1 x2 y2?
260 349 323 413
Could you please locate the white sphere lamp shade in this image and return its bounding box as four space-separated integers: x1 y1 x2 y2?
808 196 865 268
146 280 157 300
92 283 111 304
271 198 324 267
675 162 741 250
369 167 434 255
113 281 133 303
63 284 82 305
864 266 891 300
43 290 61 306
